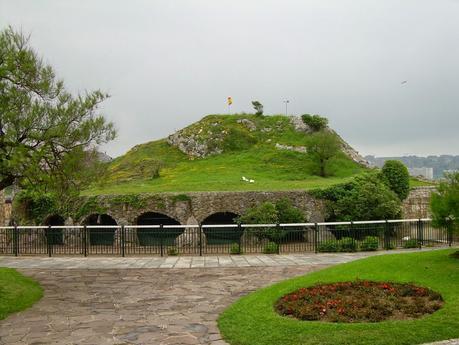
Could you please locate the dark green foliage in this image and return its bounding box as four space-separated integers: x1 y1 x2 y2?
263 241 279 254
318 240 339 252
167 247 178 256
222 128 257 152
306 131 341 177
0 27 116 192
360 236 379 251
339 237 357 252
403 239 419 249
251 100 264 115
13 190 58 224
230 243 242 255
431 172 459 234
301 114 329 131
317 174 402 221
238 198 305 241
381 160 410 200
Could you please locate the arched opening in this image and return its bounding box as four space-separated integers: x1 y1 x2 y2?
84 214 117 245
44 214 65 245
136 212 182 246
202 212 243 245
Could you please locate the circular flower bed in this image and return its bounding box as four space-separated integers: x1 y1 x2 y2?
275 281 443 323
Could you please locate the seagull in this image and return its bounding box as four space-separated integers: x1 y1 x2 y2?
401 80 407 85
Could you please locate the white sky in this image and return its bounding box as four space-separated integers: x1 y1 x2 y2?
1 0 458 158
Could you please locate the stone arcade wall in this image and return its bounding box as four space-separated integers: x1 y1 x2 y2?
86 190 326 226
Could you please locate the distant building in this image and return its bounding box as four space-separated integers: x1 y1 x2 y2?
408 167 434 180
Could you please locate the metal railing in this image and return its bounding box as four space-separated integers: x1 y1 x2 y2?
0 219 456 257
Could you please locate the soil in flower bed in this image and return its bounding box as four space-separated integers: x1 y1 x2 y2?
275 281 443 323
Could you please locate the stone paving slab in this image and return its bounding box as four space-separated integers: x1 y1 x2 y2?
0 265 326 345
0 247 453 270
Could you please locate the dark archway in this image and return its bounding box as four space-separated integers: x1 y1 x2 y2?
202 212 243 245
84 214 117 246
44 215 65 245
136 212 182 246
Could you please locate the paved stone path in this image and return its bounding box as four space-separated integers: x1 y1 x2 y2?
0 247 449 270
0 265 326 345
0 248 457 345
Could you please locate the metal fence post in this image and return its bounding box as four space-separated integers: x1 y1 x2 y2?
13 225 18 257
238 223 242 254
160 224 164 257
121 225 125 257
83 225 87 257
276 223 281 254
384 220 390 250
314 223 319 254
417 218 423 249
47 225 52 257
199 224 203 256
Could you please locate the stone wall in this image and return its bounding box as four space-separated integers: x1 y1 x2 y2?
0 190 12 226
401 186 435 219
76 190 326 226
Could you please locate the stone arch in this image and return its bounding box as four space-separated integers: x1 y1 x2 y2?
201 211 243 245
43 214 65 245
136 212 182 246
83 213 118 246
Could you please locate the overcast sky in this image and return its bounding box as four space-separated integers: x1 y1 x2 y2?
1 0 458 158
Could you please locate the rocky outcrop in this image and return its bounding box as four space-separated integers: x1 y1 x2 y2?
275 143 307 153
327 129 370 167
236 118 256 131
167 132 223 158
289 116 312 133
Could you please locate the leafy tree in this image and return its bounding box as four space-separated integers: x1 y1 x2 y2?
381 160 410 200
306 131 341 177
431 172 459 235
238 198 305 241
301 114 328 131
251 100 263 115
0 27 116 192
321 174 402 221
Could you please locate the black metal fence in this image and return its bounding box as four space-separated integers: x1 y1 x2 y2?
0 219 456 257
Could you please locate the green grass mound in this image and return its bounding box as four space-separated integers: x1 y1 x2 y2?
84 114 366 195
0 268 43 320
218 249 459 345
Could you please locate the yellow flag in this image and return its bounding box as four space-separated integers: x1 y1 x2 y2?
227 96 233 105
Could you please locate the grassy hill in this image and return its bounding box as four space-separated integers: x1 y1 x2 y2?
83 114 369 195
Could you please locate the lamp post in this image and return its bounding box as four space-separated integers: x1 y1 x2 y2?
283 99 290 116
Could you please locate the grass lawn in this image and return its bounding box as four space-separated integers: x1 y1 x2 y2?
0 268 43 320
218 249 459 345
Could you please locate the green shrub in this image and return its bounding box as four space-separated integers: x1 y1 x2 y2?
403 239 419 249
360 236 379 251
381 160 410 200
318 240 339 252
318 174 402 222
339 237 357 252
301 114 328 131
431 172 459 234
230 243 242 255
167 247 178 256
263 242 279 254
238 198 305 242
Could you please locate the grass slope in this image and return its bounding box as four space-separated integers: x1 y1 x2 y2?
0 268 43 320
85 114 366 195
218 249 459 345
